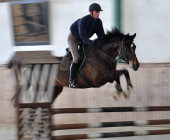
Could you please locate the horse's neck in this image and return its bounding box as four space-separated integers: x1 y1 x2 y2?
84 46 97 56
101 40 120 60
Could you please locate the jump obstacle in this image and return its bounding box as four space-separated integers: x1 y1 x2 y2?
9 51 60 140
8 51 170 140
50 106 170 140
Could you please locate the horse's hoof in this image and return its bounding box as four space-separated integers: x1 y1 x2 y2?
113 92 120 100
124 86 133 98
123 90 131 98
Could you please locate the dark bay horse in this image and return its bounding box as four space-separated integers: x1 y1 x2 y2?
53 29 139 101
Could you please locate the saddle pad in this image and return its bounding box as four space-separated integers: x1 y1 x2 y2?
60 56 70 70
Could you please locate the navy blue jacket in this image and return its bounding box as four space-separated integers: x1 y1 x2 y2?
70 15 104 47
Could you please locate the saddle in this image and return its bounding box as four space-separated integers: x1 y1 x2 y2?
60 44 95 87
60 44 86 71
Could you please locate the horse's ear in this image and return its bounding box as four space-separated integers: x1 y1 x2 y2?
131 33 136 40
128 33 136 40
123 34 129 41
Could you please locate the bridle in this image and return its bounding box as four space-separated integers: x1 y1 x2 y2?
119 38 136 63
97 37 134 64
119 37 129 63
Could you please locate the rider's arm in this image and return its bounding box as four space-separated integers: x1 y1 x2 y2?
78 20 94 47
96 20 104 38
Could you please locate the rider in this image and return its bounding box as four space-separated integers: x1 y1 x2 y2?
68 3 105 88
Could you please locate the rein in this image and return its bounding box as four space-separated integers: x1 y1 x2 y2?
96 38 129 64
97 49 116 63
97 36 135 64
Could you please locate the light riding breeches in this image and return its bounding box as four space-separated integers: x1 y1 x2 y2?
67 32 82 64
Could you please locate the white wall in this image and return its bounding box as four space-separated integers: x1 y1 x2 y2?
0 3 13 64
0 0 170 64
122 0 170 63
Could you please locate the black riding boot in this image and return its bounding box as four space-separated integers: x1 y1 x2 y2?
69 62 78 88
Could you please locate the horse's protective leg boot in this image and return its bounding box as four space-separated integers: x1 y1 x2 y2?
69 62 78 88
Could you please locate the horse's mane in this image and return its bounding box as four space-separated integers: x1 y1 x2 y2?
95 28 125 41
104 28 124 40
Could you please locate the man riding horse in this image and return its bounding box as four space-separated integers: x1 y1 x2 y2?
8 3 139 106
68 3 104 88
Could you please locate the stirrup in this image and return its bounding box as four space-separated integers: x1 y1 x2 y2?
69 82 79 88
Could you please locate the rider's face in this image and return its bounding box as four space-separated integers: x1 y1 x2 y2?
91 11 100 19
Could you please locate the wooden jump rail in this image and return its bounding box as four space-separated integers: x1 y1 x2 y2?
51 129 170 140
51 106 170 114
51 119 170 130
51 106 170 140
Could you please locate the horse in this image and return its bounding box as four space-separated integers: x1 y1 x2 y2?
53 28 139 101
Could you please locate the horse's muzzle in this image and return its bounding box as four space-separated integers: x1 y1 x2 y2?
129 60 139 71
133 62 139 71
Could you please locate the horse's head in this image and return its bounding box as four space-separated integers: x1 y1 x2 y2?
98 29 139 70
118 33 139 71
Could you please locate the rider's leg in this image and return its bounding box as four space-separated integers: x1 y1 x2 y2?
67 32 81 87
69 62 78 87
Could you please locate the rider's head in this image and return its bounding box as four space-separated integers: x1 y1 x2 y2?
89 3 103 19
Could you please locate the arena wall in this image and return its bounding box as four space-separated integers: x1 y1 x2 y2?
1 64 170 123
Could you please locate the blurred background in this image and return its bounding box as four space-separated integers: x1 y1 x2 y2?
0 0 170 140
0 0 170 64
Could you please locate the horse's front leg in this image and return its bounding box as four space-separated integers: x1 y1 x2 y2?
121 69 133 98
113 76 123 100
113 69 133 99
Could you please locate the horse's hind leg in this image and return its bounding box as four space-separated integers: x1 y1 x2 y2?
113 69 133 99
